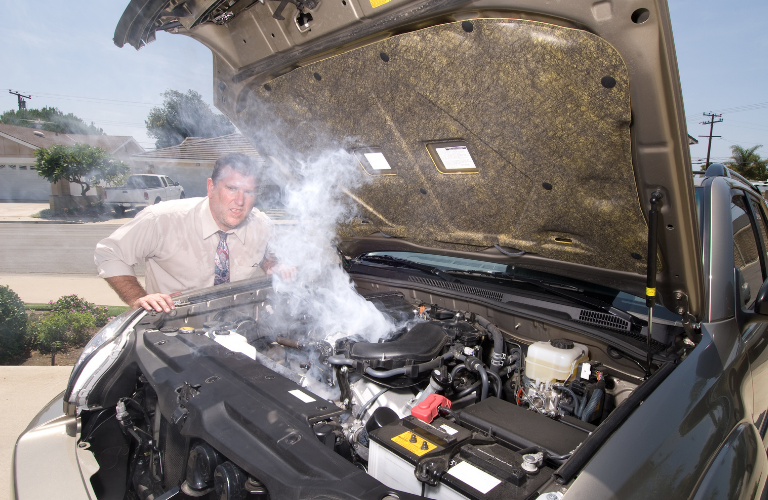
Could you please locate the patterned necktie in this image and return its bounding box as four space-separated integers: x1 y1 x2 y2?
214 231 230 285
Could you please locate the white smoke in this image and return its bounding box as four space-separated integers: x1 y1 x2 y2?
268 148 395 344
239 99 404 398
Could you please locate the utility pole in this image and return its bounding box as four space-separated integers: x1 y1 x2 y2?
699 112 723 167
8 90 31 111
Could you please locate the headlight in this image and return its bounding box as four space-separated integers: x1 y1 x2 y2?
65 309 143 412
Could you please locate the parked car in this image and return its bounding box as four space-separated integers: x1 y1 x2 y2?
14 1 768 500
105 174 185 216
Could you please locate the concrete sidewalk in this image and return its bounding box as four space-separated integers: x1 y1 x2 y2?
0 202 130 224
1 367 73 499
1 274 143 306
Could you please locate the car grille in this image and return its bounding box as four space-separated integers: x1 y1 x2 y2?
577 309 630 332
407 276 505 301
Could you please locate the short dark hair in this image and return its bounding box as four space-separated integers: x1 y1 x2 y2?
211 153 263 185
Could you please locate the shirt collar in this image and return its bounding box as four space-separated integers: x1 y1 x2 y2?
199 197 249 244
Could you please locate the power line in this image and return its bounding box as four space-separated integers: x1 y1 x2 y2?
1 88 161 107
687 100 768 121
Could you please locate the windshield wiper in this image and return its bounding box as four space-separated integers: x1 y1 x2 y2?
356 255 463 283
448 270 640 326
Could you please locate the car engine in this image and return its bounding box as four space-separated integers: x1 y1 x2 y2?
78 287 640 500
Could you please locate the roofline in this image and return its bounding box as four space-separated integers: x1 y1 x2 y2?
0 131 39 150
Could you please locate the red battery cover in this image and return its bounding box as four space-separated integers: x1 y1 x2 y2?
411 394 451 423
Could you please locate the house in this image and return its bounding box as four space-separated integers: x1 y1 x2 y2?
130 133 270 199
0 123 144 202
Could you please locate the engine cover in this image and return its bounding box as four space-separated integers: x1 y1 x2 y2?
350 322 451 369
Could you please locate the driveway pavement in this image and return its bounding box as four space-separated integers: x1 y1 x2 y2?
0 367 72 500
0 273 143 306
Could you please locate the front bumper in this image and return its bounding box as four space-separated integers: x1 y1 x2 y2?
12 392 93 500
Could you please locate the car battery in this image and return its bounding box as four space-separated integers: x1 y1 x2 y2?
368 416 554 499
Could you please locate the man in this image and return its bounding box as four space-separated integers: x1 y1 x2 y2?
95 153 294 312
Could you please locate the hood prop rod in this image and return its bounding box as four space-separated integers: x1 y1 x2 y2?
645 190 664 378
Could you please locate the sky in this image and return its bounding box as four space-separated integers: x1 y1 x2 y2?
0 0 766 161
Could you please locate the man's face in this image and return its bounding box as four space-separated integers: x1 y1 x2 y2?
207 166 258 231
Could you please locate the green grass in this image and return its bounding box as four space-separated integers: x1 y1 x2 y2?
25 303 130 316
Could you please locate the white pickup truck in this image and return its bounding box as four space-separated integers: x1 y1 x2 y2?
105 174 186 216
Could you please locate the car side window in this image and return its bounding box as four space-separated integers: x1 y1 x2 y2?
166 176 176 186
161 177 168 187
732 195 764 308
748 196 768 260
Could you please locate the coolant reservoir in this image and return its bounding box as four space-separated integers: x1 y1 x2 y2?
525 339 589 385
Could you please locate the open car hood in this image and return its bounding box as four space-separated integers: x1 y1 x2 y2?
116 0 703 319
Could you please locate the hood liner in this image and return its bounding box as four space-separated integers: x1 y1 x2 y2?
243 19 649 279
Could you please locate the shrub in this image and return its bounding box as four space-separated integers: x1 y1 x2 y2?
67 312 96 346
30 313 69 353
0 286 28 363
30 310 98 353
50 294 113 327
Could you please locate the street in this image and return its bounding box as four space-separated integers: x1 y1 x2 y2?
0 222 143 275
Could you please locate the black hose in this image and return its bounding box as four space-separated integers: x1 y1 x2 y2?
327 355 356 366
487 370 503 398
451 364 468 380
475 315 505 373
476 364 489 400
356 387 389 419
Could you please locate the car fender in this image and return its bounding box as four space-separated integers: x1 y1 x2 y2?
690 421 768 500
563 319 753 499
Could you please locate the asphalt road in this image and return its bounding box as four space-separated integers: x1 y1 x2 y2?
0 223 144 275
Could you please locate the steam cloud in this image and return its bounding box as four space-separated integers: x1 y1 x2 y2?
240 98 401 398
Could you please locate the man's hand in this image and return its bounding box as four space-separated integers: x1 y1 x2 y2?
266 264 297 282
105 275 175 312
131 293 175 313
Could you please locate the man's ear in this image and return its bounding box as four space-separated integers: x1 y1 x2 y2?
206 178 214 198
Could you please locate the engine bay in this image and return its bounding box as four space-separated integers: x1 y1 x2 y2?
78 281 653 500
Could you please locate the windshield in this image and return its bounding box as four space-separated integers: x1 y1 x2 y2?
365 251 682 322
126 175 162 189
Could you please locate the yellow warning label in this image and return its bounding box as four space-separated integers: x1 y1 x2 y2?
391 431 437 457
370 0 391 8
646 287 656 297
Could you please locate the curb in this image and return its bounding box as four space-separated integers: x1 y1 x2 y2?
0 219 85 224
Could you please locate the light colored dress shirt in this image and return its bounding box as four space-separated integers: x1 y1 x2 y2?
95 197 273 295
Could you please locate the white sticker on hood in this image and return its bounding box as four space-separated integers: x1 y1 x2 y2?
435 146 476 170
289 389 316 403
364 152 392 170
447 461 501 494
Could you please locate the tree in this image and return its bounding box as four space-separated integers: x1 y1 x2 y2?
727 145 767 181
146 90 235 149
35 144 130 197
0 106 104 135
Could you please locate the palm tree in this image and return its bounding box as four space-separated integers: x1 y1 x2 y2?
727 145 767 181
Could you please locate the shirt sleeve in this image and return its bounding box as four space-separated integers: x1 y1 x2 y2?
94 209 161 279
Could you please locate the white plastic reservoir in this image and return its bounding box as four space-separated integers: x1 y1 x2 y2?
525 339 589 385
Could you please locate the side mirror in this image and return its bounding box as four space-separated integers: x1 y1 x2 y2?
174 182 180 186
755 278 768 315
737 273 768 328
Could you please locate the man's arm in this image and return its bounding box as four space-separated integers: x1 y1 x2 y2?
261 253 297 281
106 276 174 312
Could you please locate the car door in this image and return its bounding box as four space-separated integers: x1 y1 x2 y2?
165 176 180 199
158 176 169 201
739 191 768 447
